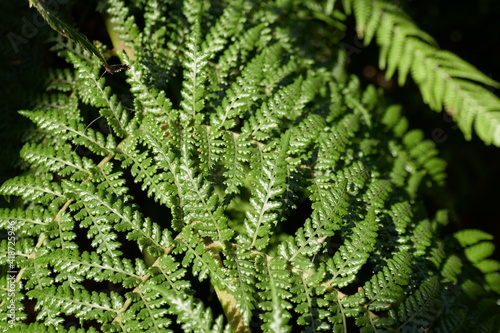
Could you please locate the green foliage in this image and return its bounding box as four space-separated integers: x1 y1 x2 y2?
454 229 500 294
1 0 499 332
343 0 500 146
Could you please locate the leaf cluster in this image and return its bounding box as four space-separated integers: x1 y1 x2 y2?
1 0 499 332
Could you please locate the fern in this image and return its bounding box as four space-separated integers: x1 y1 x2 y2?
363 251 412 311
1 0 499 332
391 277 443 330
343 0 500 146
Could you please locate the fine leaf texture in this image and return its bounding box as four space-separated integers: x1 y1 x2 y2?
0 1 499 332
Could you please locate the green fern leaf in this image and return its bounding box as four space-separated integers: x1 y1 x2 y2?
19 109 113 156
454 229 494 247
178 135 233 241
291 271 331 331
363 252 412 311
464 242 496 265
326 209 378 287
0 176 65 205
220 132 255 196
345 0 500 146
224 248 258 325
180 21 208 124
2 1 499 331
20 143 93 181
27 285 124 326
148 282 229 333
239 132 291 250
255 256 293 332
391 277 442 330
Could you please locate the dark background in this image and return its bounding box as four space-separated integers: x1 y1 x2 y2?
1 0 500 254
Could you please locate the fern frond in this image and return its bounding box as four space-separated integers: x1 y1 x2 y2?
454 229 495 247
212 42 284 131
391 277 442 330
288 114 325 157
363 179 392 209
452 229 500 293
200 0 246 59
404 130 446 183
224 248 257 325
147 282 229 333
440 254 463 284
46 68 75 92
248 78 304 141
192 126 225 181
345 0 500 146
0 207 52 238
381 105 406 136
313 114 361 171
291 270 330 331
220 132 255 196
0 323 99 333
27 285 124 327
363 251 412 311
464 241 496 265
403 219 433 257
239 132 291 250
63 179 169 256
326 209 378 287
20 143 93 181
180 21 208 124
216 23 270 80
127 117 185 228
37 249 146 287
175 226 230 290
476 259 500 274
387 201 413 234
103 263 192 332
334 160 370 194
177 134 233 241
255 255 293 332
0 176 65 205
2 1 499 331
20 109 113 156
248 74 323 142
127 64 174 124
278 176 349 269
106 0 142 51
69 53 133 137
